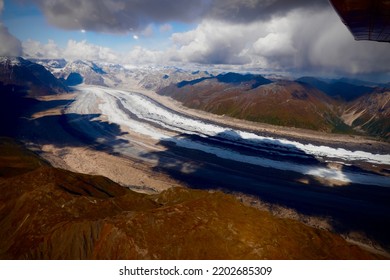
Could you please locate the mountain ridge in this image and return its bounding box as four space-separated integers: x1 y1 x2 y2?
0 57 70 136
159 77 351 133
159 74 388 138
297 76 376 101
177 72 273 89
0 56 69 96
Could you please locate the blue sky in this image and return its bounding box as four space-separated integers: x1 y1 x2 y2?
1 0 389 82
1 0 195 52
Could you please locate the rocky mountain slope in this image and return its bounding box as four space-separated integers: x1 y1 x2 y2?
59 60 107 86
33 58 214 90
0 137 378 260
159 74 389 138
0 57 68 96
159 74 349 133
341 90 390 139
0 57 69 136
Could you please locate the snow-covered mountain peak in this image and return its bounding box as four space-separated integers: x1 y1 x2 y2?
0 56 28 67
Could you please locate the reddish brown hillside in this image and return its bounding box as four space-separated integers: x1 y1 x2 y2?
0 138 378 259
342 91 390 139
160 80 347 132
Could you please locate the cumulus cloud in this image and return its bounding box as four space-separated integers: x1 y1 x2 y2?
18 0 390 76
0 0 23 56
0 24 22 56
272 8 390 74
168 7 390 75
23 39 119 62
23 39 61 58
169 15 298 66
126 46 165 64
63 40 119 62
23 39 169 65
170 20 261 65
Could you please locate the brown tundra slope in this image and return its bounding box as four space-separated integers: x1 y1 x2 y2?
159 74 390 139
0 138 379 259
341 91 390 139
159 78 349 133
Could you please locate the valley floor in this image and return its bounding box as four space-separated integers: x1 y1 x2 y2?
15 85 390 256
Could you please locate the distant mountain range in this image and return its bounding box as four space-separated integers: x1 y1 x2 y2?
32 58 214 90
1 56 388 139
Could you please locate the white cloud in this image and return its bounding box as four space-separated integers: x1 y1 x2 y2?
170 20 262 64
251 12 296 58
284 8 390 74
168 13 296 67
0 0 23 57
23 39 61 58
133 35 139 40
167 8 390 74
22 38 167 66
0 23 22 56
23 39 119 63
253 33 296 56
20 6 390 76
63 40 119 62
306 14 390 74
126 46 165 64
